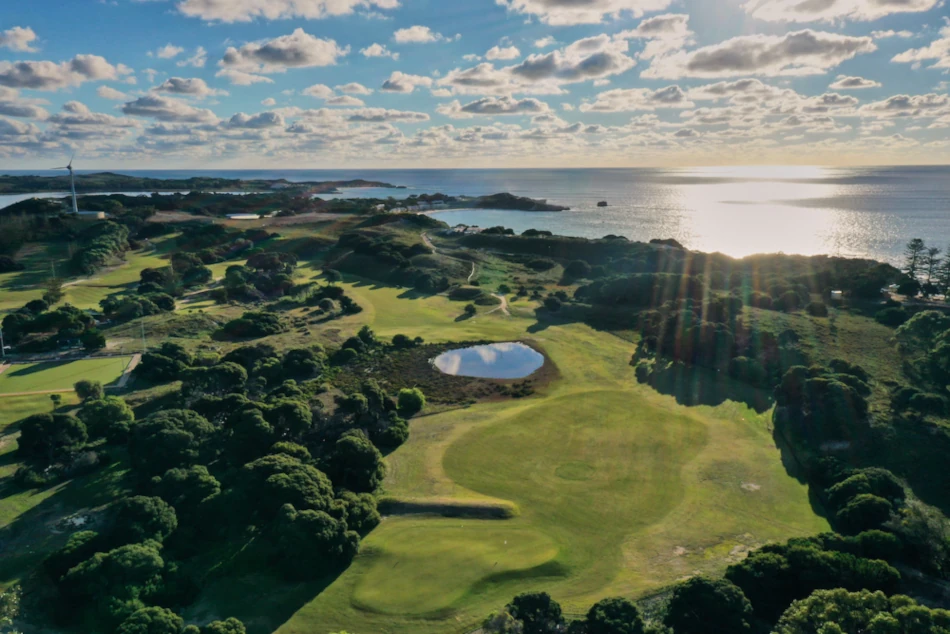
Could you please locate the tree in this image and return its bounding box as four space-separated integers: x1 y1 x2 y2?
663 577 753 634
43 277 65 305
74 380 105 402
241 453 335 519
544 297 562 312
835 494 894 535
181 362 248 397
325 431 386 493
50 393 62 410
77 396 135 443
904 238 926 280
112 496 178 544
925 246 943 287
272 504 360 579
135 353 188 384
81 330 107 351
564 260 592 281
17 413 87 465
129 410 216 478
202 618 247 634
397 388 425 418
282 348 323 378
265 399 313 440
151 465 221 518
774 589 950 634
583 597 644 634
507 592 564 634
115 606 184 634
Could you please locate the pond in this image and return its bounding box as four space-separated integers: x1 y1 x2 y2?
432 342 544 380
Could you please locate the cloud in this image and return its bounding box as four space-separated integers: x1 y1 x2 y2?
437 95 552 118
830 75 881 90
261 97 277 106
154 77 227 98
218 29 349 77
0 54 132 91
48 101 138 128
215 69 274 85
303 84 335 99
486 46 521 61
742 0 940 23
871 30 915 39
580 85 693 111
535 37 557 48
643 30 876 79
0 26 39 52
327 95 366 106
687 78 792 102
495 0 674 25
177 47 208 68
228 111 285 129
360 43 399 59
0 87 49 119
858 93 950 117
97 86 130 101
892 24 950 70
336 82 373 95
346 108 429 122
121 94 219 122
617 13 693 58
381 71 433 93
0 116 39 138
176 0 400 23
152 44 184 59
393 26 453 44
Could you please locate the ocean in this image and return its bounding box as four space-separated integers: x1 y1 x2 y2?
3 166 949 265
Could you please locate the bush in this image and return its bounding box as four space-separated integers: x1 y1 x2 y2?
876 307 909 327
397 388 425 418
806 302 828 317
663 577 753 634
544 297 562 312
835 494 894 535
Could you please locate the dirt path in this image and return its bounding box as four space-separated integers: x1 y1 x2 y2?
486 294 511 317
0 364 9 376
114 353 141 389
422 231 478 283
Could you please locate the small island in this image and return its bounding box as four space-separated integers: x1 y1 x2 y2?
473 192 570 212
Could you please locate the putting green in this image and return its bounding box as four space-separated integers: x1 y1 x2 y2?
0 357 131 394
352 520 558 617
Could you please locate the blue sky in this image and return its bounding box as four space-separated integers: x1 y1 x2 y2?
0 0 948 168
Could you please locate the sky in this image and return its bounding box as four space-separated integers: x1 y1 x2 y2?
0 0 948 169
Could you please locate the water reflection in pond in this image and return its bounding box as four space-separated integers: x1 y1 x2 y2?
432 342 544 379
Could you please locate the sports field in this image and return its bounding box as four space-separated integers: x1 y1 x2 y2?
186 280 828 634
0 357 132 394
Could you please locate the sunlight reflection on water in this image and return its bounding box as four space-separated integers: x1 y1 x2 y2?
433 342 544 380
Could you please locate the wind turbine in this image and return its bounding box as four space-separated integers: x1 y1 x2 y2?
52 154 78 214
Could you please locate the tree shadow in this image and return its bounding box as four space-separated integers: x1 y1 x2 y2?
636 355 774 414
6 361 71 377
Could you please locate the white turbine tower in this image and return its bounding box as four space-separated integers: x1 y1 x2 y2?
52 155 79 214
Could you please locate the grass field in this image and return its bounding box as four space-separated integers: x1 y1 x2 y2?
181 278 828 634
0 357 131 394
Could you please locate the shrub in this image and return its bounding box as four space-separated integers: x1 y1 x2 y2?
876 307 909 327
663 577 753 634
397 388 426 418
806 302 829 317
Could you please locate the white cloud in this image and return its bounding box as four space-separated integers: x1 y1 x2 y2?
153 44 184 59
616 13 694 59
0 116 40 138
871 30 915 39
534 36 557 48
303 84 335 99
496 0 674 25
643 30 876 79
0 55 131 91
327 95 366 106
346 107 429 122
580 85 693 112
261 97 277 106
177 0 400 23
154 77 227 98
336 82 373 95
48 101 138 128
228 111 285 129
858 93 950 117
97 86 130 101
393 26 454 44
892 24 950 70
121 94 219 123
177 47 208 68
0 27 39 53
0 87 49 119
437 95 552 118
742 0 940 23
830 75 881 90
360 43 399 60
486 46 521 61
218 29 349 77
215 69 274 85
381 71 433 93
